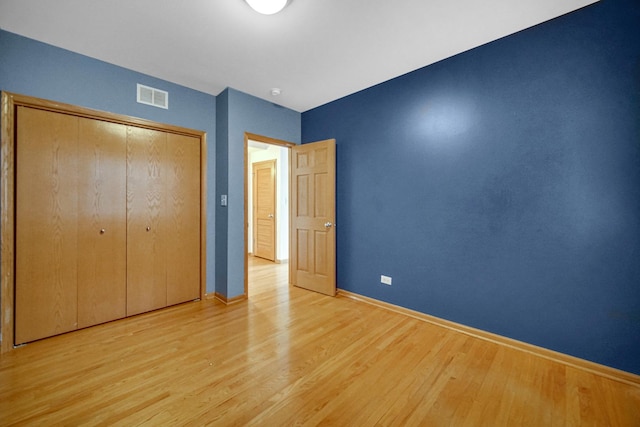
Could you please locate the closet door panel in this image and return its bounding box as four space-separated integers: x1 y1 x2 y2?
15 107 79 344
166 134 201 305
77 118 127 328
127 126 167 316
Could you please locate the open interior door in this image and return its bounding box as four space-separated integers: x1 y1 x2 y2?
290 139 336 296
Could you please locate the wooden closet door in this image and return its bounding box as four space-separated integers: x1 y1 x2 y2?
253 159 276 261
77 118 127 328
166 133 201 305
126 126 168 316
15 107 79 344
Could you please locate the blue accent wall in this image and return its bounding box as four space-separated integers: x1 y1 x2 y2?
0 29 218 293
302 0 640 374
216 88 300 298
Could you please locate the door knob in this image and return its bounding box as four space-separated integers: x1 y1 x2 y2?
100 228 106 234
268 214 274 218
324 222 333 228
146 226 151 232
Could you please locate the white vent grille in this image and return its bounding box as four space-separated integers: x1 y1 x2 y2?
137 84 169 109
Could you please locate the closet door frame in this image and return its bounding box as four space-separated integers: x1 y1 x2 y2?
0 92 207 353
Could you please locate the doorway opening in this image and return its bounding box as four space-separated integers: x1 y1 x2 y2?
244 133 295 297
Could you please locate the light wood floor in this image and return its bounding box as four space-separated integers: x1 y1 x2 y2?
1 257 639 426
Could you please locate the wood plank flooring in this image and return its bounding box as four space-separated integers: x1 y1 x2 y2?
1 256 639 425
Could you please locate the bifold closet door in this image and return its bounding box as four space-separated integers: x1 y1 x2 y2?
15 107 79 344
166 133 201 305
126 126 168 316
13 101 202 344
77 118 127 328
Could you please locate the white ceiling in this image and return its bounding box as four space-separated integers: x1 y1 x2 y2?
0 0 598 112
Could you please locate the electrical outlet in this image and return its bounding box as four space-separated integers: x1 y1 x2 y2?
381 275 392 285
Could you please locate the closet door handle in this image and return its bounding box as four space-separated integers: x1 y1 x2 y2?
146 226 151 232
100 228 106 234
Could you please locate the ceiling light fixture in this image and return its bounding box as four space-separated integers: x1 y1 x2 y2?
245 0 289 15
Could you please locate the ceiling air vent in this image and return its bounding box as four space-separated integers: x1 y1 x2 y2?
137 84 168 109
